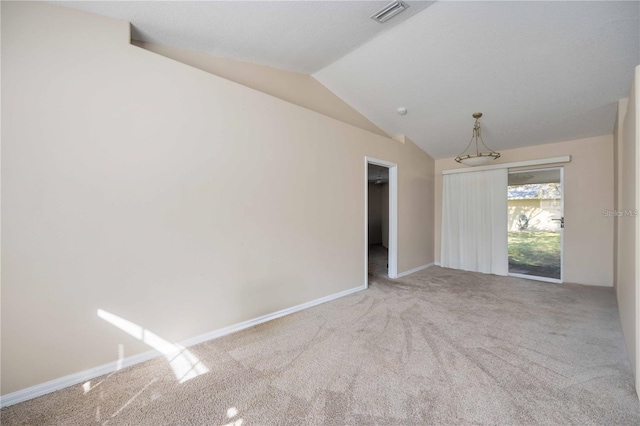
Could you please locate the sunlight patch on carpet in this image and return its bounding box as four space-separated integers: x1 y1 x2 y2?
97 309 209 383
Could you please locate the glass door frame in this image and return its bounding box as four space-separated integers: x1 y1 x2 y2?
507 167 564 284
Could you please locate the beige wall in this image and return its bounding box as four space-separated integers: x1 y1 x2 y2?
435 135 614 287
615 67 639 385
614 98 629 288
396 136 435 269
133 41 388 138
1 2 435 395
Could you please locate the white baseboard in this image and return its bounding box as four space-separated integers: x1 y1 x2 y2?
180 284 366 347
396 262 434 278
0 350 162 409
435 262 441 266
0 284 367 408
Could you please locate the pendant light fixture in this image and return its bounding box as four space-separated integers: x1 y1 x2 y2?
455 112 500 166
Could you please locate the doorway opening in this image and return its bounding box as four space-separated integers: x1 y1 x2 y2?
365 157 398 287
507 167 564 283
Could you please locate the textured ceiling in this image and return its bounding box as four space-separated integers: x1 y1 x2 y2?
52 1 639 159
315 1 640 158
51 1 432 74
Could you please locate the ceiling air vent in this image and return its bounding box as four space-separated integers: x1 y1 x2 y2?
370 1 409 23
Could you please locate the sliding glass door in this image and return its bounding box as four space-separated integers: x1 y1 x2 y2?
507 168 563 282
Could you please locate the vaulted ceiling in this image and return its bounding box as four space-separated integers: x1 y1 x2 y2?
53 1 639 159
52 1 433 73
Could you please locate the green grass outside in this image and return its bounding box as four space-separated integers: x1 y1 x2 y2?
508 231 561 268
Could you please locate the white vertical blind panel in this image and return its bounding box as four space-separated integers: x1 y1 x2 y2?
441 169 508 275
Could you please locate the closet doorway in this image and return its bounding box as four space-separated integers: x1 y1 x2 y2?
364 157 398 286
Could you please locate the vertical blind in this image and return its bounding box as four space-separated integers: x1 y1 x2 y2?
441 169 508 275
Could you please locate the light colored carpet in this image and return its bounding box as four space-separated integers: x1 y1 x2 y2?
2 245 639 425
